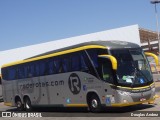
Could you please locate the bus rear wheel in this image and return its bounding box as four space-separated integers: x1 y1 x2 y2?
88 94 101 112
24 97 32 112
15 99 24 111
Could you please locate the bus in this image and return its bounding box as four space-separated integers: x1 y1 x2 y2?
0 74 2 100
1 40 158 112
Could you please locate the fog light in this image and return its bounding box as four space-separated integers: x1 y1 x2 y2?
154 94 160 99
148 100 154 104
123 99 128 103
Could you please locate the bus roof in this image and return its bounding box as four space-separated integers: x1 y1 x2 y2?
1 40 140 68
27 40 140 59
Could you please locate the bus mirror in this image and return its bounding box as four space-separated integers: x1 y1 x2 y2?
145 52 159 66
98 55 117 70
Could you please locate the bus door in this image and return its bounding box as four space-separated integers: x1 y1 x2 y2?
98 55 117 106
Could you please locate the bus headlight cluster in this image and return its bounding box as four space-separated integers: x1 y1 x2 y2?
117 90 131 96
123 99 129 103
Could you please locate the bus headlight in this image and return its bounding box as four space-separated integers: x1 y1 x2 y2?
123 99 129 103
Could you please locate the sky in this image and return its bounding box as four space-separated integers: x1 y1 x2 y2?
0 0 159 51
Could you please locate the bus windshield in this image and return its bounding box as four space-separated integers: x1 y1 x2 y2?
111 49 153 87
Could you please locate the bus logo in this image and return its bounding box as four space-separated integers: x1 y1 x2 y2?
68 73 81 95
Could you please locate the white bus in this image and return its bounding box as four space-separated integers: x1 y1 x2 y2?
1 41 158 112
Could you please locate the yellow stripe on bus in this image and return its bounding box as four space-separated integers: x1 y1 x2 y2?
111 98 155 107
110 82 154 90
4 102 12 106
2 45 107 68
117 85 150 90
66 104 88 107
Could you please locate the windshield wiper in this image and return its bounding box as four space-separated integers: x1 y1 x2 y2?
131 68 138 87
136 67 150 83
131 62 150 87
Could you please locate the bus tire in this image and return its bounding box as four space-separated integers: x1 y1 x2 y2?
15 98 24 111
24 97 32 112
88 94 101 112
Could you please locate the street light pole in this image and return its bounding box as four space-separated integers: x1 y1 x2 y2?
151 0 160 55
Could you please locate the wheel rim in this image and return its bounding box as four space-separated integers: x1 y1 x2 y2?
25 101 30 109
17 101 21 108
91 99 98 108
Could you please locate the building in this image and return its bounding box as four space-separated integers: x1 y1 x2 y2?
140 28 159 54
0 24 159 73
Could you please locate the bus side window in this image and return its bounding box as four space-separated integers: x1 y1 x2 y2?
87 49 98 68
54 57 63 73
24 65 28 78
27 65 31 77
17 66 24 79
71 53 80 71
35 61 40 77
39 61 46 76
44 58 56 75
47 58 55 74
80 54 89 72
2 68 9 80
8 67 16 80
25 63 34 77
62 56 70 72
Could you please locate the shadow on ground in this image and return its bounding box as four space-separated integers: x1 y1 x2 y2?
6 104 154 113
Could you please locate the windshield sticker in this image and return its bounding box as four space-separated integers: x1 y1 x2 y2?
83 85 87 91
106 97 111 104
66 98 71 103
122 76 134 83
126 78 132 83
140 78 144 84
122 76 127 80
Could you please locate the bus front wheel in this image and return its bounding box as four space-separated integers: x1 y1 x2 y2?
24 97 32 112
88 94 101 112
15 98 24 111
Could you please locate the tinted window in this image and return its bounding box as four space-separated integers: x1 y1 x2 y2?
80 54 89 71
2 68 8 80
87 49 98 67
62 56 70 72
47 58 56 74
2 50 103 80
34 61 40 76
8 67 16 80
54 57 63 73
39 60 46 76
87 49 108 68
17 66 25 79
71 53 80 71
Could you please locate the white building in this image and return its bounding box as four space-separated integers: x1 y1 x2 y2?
0 24 140 73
